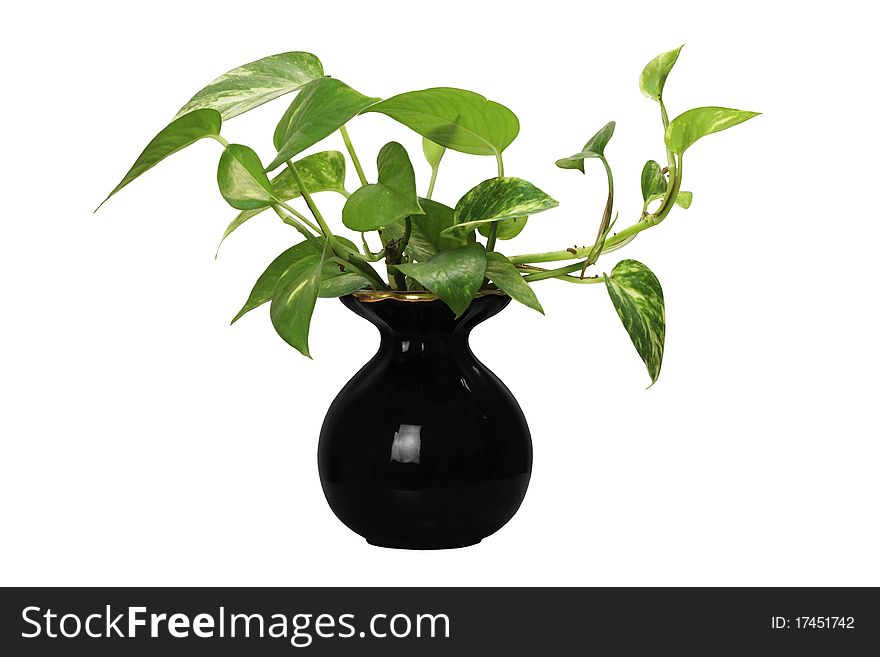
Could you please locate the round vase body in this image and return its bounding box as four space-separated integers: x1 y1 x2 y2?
318 293 532 549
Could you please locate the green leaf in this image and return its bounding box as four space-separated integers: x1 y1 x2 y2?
232 241 322 323
217 151 346 252
395 243 487 316
98 109 221 209
640 160 667 201
442 177 558 239
383 198 467 262
217 144 278 210
319 266 371 298
342 142 423 231
555 121 616 173
639 45 684 101
485 252 543 314
268 78 380 170
366 87 519 158
665 107 760 155
604 259 665 385
646 189 694 211
270 253 324 358
675 191 693 209
232 236 360 322
175 52 324 121
422 137 446 170
478 216 527 240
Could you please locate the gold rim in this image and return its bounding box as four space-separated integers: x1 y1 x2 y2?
351 289 507 303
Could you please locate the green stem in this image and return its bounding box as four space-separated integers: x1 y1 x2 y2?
659 98 675 170
340 125 368 187
209 134 230 148
485 154 505 252
495 153 505 178
286 161 333 237
508 156 683 265
271 205 319 242
286 160 387 290
426 166 439 200
522 261 599 283
277 201 320 233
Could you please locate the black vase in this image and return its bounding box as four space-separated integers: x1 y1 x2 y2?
318 292 532 549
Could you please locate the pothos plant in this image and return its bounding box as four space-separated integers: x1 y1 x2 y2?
98 46 757 384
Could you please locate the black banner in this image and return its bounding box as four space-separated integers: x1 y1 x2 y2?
1 587 877 655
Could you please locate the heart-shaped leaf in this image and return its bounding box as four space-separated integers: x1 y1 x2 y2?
342 142 423 231
639 45 683 101
604 259 665 385
233 236 359 322
442 177 558 239
366 88 519 158
665 107 760 156
270 253 324 358
383 198 468 262
217 151 346 253
98 108 221 209
485 252 543 314
555 121 616 173
268 78 380 171
641 160 667 201
217 144 278 210
175 52 324 121
395 243 487 316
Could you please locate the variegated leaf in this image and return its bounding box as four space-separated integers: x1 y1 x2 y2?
395 243 487 316
270 253 324 358
217 151 346 254
639 45 683 101
665 107 760 155
604 259 665 385
175 52 324 121
232 236 360 322
442 177 558 239
216 144 278 211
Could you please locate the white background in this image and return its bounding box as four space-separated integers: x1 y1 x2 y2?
1 0 876 586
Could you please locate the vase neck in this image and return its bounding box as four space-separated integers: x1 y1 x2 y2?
340 294 510 344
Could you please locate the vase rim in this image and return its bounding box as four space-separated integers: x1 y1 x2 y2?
350 289 508 303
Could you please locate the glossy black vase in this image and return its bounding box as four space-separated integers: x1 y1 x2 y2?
318 292 532 549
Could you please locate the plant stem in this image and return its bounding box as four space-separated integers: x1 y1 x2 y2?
518 264 604 285
659 98 675 170
508 156 683 266
286 161 333 237
522 261 599 283
277 201 320 233
209 134 230 148
272 205 318 242
286 159 387 290
340 125 368 187
426 166 439 200
485 154 505 252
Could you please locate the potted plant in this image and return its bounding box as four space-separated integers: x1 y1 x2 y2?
98 46 757 549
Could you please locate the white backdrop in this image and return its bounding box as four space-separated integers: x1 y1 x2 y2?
1 0 876 586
